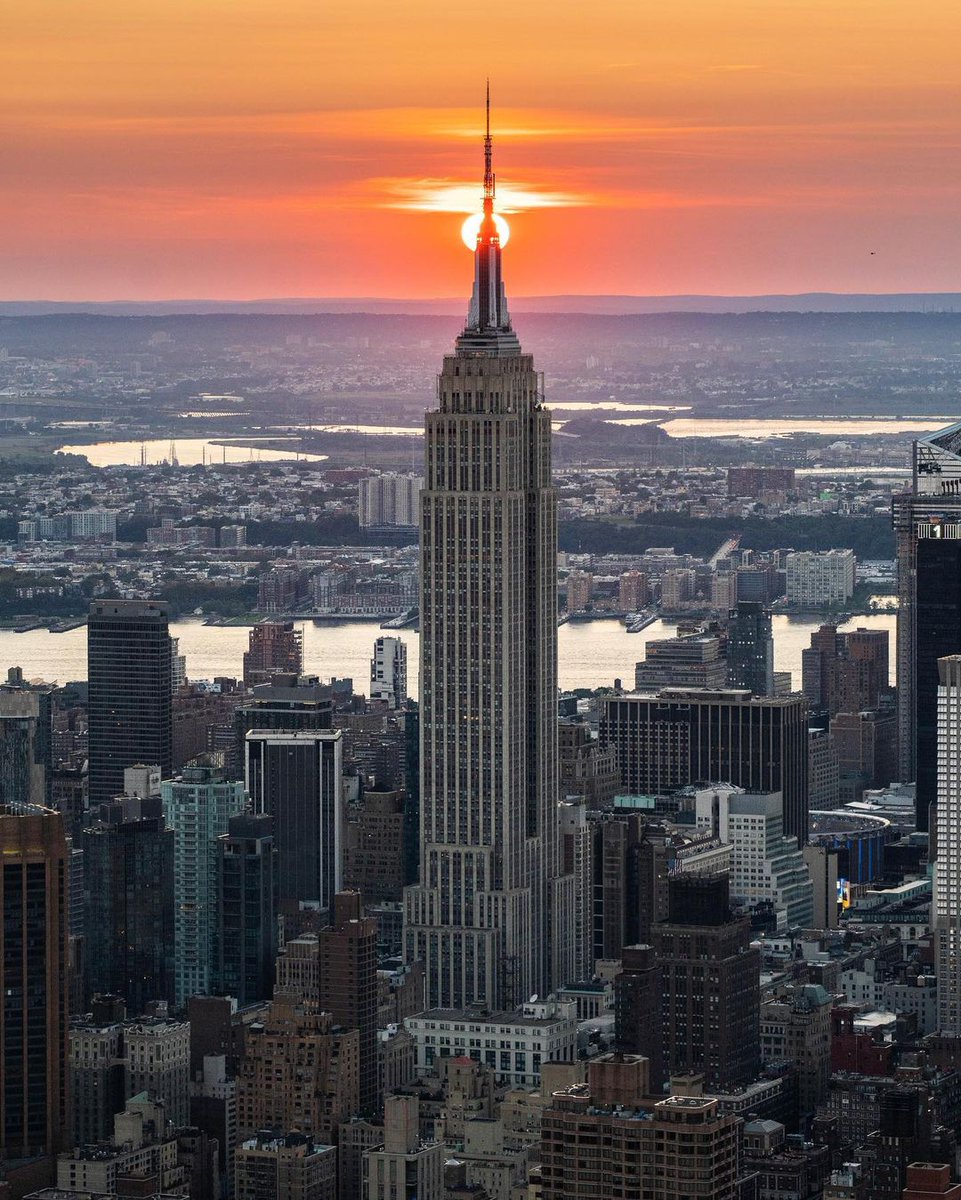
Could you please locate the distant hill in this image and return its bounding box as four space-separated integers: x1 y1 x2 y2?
2 293 961 317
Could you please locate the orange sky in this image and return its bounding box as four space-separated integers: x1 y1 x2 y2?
3 0 961 300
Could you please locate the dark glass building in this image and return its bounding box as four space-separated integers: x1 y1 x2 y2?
87 600 172 808
245 727 343 912
214 812 277 1007
233 676 333 778
0 807 69 1163
727 601 774 697
600 688 810 844
82 796 174 1014
893 421 961 830
914 536 961 830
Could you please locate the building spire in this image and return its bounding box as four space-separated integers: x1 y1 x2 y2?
457 84 520 355
484 79 494 211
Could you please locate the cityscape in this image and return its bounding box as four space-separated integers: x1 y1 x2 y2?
5 5 961 1200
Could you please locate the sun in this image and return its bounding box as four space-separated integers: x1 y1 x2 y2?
460 212 511 250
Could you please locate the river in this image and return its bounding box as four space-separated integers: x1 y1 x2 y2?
56 413 955 467
57 438 328 467
0 612 897 692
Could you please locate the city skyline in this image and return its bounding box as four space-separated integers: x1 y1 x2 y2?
4 1 961 299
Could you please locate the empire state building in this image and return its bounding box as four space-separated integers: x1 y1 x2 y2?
404 101 575 1010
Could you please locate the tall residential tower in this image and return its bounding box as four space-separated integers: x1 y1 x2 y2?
404 98 574 1009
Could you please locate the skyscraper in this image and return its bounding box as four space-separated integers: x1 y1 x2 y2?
727 600 774 696
234 676 334 776
88 600 172 808
214 812 277 1007
404 99 574 1009
652 873 761 1091
162 759 246 1007
82 795 175 1013
245 728 343 914
600 688 810 845
0 807 70 1163
893 422 961 830
315 892 379 1117
934 655 961 1033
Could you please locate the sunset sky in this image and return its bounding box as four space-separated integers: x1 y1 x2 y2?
4 0 961 300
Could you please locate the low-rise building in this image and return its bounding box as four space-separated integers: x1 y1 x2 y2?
234 1132 337 1200
57 1096 185 1196
406 998 578 1088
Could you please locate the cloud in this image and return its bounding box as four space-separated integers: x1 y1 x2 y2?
373 178 593 213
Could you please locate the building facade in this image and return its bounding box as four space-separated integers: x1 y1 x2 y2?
243 621 304 688
235 996 360 1143
162 761 246 1007
0 807 70 1162
214 813 277 1008
404 112 574 1009
358 473 423 530
87 600 172 808
370 635 407 709
727 600 775 696
406 997 578 1089
82 800 175 1014
235 1132 337 1200
893 421 961 827
245 728 343 913
652 873 761 1091
600 688 810 845
540 1056 741 1200
801 623 890 719
693 786 814 929
364 1096 444 1200
634 633 728 691
785 550 856 607
935 655 961 1034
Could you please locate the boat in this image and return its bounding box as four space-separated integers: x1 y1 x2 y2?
380 608 419 630
625 610 658 633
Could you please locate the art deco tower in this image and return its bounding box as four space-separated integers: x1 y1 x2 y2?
404 97 573 1010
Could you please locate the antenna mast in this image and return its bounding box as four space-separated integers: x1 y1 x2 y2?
483 79 494 211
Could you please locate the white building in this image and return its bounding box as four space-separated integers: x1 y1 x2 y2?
358 473 423 529
935 655 961 1033
370 636 407 709
785 549 856 606
71 509 118 541
693 785 814 929
406 997 578 1088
